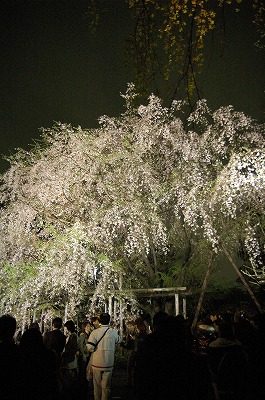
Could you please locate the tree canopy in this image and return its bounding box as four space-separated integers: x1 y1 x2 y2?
0 84 264 324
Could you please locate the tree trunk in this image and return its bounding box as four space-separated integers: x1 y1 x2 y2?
191 253 214 334
221 244 263 313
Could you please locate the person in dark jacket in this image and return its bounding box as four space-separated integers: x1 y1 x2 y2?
208 321 249 400
0 314 21 400
61 320 79 399
43 317 66 363
20 328 59 400
135 312 205 400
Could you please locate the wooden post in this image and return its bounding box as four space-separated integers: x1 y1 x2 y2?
40 310 43 333
108 296 112 316
119 273 123 337
22 308 27 335
183 297 187 319
64 304 68 323
119 299 123 337
113 299 117 322
175 293 179 316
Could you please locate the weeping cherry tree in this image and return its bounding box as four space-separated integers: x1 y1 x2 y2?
0 84 264 325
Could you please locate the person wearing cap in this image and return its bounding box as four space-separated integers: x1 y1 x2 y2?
86 312 121 400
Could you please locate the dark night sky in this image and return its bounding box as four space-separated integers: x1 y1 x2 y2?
0 0 264 174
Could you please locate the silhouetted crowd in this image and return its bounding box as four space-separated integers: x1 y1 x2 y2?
1 310 265 400
0 315 92 400
122 310 265 400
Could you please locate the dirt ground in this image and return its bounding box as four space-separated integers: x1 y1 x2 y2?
111 356 135 400
86 355 136 400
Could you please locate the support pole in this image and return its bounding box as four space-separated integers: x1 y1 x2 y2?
114 299 117 322
222 244 262 313
191 253 214 334
119 273 123 337
40 310 44 333
108 296 112 317
183 297 187 319
64 304 68 323
175 293 179 316
119 299 123 336
22 308 27 335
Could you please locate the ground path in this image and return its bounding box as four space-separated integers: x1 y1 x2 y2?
85 356 135 400
111 356 135 400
